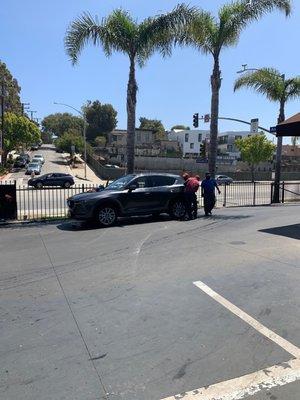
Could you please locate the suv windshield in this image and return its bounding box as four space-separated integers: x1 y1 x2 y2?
104 175 135 191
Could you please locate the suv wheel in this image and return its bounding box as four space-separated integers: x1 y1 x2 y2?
35 182 43 189
96 205 117 227
64 181 71 188
169 199 186 220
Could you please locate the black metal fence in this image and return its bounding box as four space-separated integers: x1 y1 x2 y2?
16 183 97 221
0 180 299 222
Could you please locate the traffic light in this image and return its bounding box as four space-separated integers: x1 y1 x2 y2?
193 113 199 128
200 141 206 158
204 114 210 123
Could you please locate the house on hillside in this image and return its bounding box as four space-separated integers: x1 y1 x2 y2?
168 129 210 158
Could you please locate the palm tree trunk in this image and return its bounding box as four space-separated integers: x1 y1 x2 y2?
208 56 221 178
126 57 137 174
273 99 285 203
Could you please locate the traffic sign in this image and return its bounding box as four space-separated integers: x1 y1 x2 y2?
270 126 277 133
250 118 259 133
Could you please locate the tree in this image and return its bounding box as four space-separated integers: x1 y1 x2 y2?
139 117 166 140
235 133 275 181
0 61 22 114
3 112 40 162
184 0 291 177
41 113 84 137
291 136 299 147
171 125 190 130
234 68 300 200
82 100 117 143
94 136 107 147
55 131 84 154
65 5 195 173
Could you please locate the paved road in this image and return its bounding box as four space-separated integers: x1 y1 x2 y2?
7 145 97 219
0 205 299 399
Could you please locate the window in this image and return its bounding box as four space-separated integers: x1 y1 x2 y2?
136 132 141 142
145 133 150 143
185 133 189 142
150 176 175 187
190 143 194 149
132 176 151 188
198 133 202 142
112 135 117 142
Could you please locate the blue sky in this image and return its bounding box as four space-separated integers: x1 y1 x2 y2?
1 0 299 140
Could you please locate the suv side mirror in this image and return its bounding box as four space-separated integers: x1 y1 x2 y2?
128 184 138 192
97 185 105 192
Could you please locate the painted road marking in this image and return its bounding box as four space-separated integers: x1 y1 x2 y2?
193 281 300 358
160 281 300 400
161 358 300 400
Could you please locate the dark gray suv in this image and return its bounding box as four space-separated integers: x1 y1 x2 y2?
67 173 186 226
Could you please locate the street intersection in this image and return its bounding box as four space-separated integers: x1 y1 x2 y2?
0 205 299 399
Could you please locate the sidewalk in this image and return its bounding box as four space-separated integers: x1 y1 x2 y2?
62 153 107 186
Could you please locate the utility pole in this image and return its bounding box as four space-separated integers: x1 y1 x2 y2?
29 110 37 120
21 102 30 115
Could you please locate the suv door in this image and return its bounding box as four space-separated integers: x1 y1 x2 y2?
122 176 157 215
148 175 180 209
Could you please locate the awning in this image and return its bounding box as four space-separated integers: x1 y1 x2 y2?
276 113 300 137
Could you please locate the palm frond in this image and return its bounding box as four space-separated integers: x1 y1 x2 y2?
218 0 291 50
178 10 216 55
65 12 104 64
101 9 138 56
285 77 300 101
137 4 204 63
234 68 285 101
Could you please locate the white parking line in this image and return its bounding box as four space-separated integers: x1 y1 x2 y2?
161 358 300 400
160 281 300 400
193 281 300 358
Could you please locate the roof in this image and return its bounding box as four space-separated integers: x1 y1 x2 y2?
278 113 300 125
276 113 300 137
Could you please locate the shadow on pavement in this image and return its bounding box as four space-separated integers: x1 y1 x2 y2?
259 224 300 240
57 212 251 232
201 214 252 220
57 214 173 231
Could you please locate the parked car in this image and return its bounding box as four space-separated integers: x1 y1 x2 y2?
13 157 27 169
215 175 233 185
26 162 42 175
30 144 39 151
32 154 45 164
104 164 120 169
28 173 75 189
19 153 30 164
67 173 186 227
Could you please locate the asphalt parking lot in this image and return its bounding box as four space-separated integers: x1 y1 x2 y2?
0 205 299 400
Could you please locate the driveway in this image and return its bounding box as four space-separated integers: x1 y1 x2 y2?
0 205 299 399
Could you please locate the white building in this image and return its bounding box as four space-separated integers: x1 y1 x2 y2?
218 131 252 158
168 129 210 157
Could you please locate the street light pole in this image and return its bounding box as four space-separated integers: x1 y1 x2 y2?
237 65 285 203
53 101 87 180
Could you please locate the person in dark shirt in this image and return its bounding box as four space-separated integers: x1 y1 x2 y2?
201 173 221 216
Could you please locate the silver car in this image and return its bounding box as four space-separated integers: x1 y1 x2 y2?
215 175 233 185
32 154 45 164
26 162 41 175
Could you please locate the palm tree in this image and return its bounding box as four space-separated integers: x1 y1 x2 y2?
234 68 300 201
184 0 291 177
65 5 195 173
291 136 299 147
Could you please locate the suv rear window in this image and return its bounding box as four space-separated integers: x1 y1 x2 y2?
150 176 176 187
